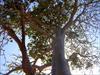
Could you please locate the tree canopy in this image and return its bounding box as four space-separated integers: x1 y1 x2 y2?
0 0 100 75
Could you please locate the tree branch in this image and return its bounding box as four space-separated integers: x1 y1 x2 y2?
76 52 98 58
20 6 25 46
74 6 86 22
2 25 22 52
3 63 51 75
63 0 78 31
19 4 35 75
79 0 100 7
34 63 51 72
74 0 100 22
3 66 22 75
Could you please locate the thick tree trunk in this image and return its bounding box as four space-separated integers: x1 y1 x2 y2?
52 27 71 75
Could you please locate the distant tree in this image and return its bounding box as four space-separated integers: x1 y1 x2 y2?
0 0 100 75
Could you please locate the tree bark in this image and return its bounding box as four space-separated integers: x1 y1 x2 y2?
52 27 71 75
2 25 35 75
20 4 35 75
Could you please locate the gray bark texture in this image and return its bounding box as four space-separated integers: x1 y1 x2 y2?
52 27 71 75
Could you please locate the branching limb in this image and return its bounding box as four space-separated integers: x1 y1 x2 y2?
73 6 86 22
63 0 78 31
79 0 100 7
2 25 22 51
3 66 22 75
3 63 51 75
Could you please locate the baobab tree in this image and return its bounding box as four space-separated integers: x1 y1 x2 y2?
0 0 100 75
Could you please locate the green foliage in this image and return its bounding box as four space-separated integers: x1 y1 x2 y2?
29 50 34 58
69 53 82 69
